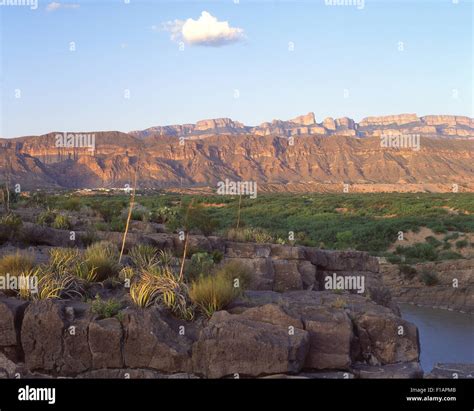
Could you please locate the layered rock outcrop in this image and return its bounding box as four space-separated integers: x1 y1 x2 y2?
0 288 421 379
0 234 428 379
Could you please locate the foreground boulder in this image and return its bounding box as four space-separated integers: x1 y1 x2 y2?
228 290 420 369
6 289 421 378
122 309 194 373
192 311 309 378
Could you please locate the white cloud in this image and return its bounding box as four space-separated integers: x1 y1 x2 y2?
161 11 245 47
46 2 80 12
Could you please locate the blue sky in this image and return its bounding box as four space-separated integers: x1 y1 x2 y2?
0 0 472 138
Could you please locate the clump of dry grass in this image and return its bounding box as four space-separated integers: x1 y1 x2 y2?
189 272 238 317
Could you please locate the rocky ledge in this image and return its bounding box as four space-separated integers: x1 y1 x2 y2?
0 289 423 379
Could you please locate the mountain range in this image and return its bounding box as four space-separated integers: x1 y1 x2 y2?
1 113 473 192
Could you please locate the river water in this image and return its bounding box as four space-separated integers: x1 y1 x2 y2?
399 303 474 373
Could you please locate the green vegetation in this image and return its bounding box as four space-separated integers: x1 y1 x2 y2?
398 264 417 280
455 239 469 249
129 244 159 270
90 295 123 319
189 274 236 317
52 214 71 230
10 191 473 263
185 252 215 282
419 270 440 286
83 241 120 281
214 260 252 290
130 267 193 319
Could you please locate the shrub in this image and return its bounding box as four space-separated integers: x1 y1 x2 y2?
438 251 463 260
386 254 402 264
425 236 442 248
131 209 148 222
189 272 239 317
185 252 215 282
211 250 224 264
443 232 459 241
63 197 82 212
420 270 439 286
37 209 57 226
109 217 126 232
186 204 218 236
215 260 252 290
83 241 120 281
335 230 354 249
129 244 159 269
398 264 417 280
91 203 121 223
0 213 22 231
226 227 273 244
254 229 274 244
90 295 123 319
455 239 468 249
150 206 178 224
442 241 452 250
0 214 22 243
52 214 71 230
80 228 99 246
395 243 438 262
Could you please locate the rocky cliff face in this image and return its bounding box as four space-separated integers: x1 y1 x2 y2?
130 113 474 139
1 113 473 191
381 259 474 313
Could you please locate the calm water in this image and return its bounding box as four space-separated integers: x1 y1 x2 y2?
399 303 474 373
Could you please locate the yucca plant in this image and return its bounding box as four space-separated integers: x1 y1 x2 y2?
35 272 71 300
18 267 78 300
128 244 159 270
130 273 160 308
119 266 136 283
157 249 176 267
52 213 71 230
130 267 193 320
74 262 98 283
48 248 80 274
